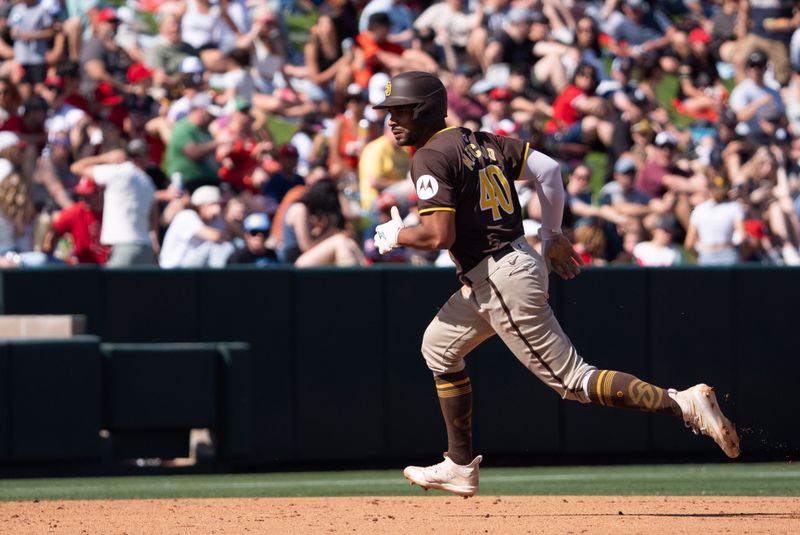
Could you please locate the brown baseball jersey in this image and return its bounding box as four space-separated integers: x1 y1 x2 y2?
411 126 529 274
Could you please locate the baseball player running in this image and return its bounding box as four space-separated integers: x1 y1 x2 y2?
372 71 740 498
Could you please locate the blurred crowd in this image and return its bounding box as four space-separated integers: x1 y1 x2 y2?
0 0 798 268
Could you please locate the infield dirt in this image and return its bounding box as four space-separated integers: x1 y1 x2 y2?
1 496 798 534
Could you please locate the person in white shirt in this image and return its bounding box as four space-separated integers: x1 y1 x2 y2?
70 140 158 266
159 185 233 268
684 176 744 265
633 215 683 267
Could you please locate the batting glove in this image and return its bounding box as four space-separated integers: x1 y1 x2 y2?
374 206 405 255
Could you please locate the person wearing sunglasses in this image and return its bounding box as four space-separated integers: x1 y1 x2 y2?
226 212 277 265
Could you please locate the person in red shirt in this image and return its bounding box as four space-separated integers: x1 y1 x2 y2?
352 12 437 89
544 63 614 151
214 101 272 193
45 176 111 264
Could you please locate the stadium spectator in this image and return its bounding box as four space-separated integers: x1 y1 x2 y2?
44 176 110 264
729 50 785 141
145 14 198 88
8 0 54 98
0 133 35 254
633 214 683 266
278 178 365 266
70 140 158 266
0 0 794 273
159 184 233 268
734 146 800 264
358 0 415 47
226 211 278 265
358 117 411 213
164 92 222 193
352 12 436 89
303 13 352 107
328 83 373 181
608 0 685 71
734 0 795 85
684 175 744 265
79 8 132 95
412 0 484 70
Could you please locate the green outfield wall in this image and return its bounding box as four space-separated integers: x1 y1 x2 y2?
0 266 797 466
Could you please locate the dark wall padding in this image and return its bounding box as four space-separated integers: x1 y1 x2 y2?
559 269 650 454
0 266 798 464
0 268 104 333
9 337 103 461
102 270 201 342
383 268 458 458
471 336 562 455
0 343 8 461
732 269 800 453
199 268 294 461
216 342 254 460
102 343 218 429
110 430 190 460
648 269 735 455
292 269 385 461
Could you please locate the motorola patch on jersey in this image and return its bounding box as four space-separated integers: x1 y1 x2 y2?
416 175 439 200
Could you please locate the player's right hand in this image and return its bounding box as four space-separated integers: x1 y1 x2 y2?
374 206 405 255
543 234 583 280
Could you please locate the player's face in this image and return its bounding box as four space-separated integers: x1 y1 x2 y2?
386 105 420 147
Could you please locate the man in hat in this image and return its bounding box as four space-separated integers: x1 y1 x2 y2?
45 176 111 264
600 156 652 215
70 140 158 266
226 212 278 265
159 184 232 268
636 132 686 198
80 7 132 95
729 50 785 139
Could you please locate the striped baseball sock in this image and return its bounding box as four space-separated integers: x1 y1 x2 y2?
435 371 473 466
587 370 681 417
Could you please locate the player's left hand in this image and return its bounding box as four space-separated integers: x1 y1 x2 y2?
374 206 405 254
543 234 584 280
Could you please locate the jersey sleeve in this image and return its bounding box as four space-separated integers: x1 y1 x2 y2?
493 135 530 182
411 148 457 216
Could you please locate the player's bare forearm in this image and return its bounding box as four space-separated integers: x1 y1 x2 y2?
397 211 455 250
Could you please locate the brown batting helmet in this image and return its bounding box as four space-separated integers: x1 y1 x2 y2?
373 71 447 122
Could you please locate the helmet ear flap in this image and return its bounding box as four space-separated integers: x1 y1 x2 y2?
412 87 447 122
411 102 423 121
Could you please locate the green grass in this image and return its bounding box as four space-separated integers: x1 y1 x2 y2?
0 463 797 501
266 115 299 147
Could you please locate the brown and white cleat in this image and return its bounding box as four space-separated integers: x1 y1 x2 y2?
403 454 482 497
669 384 741 458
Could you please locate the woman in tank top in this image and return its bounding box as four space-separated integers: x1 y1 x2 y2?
179 0 222 50
304 14 351 100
